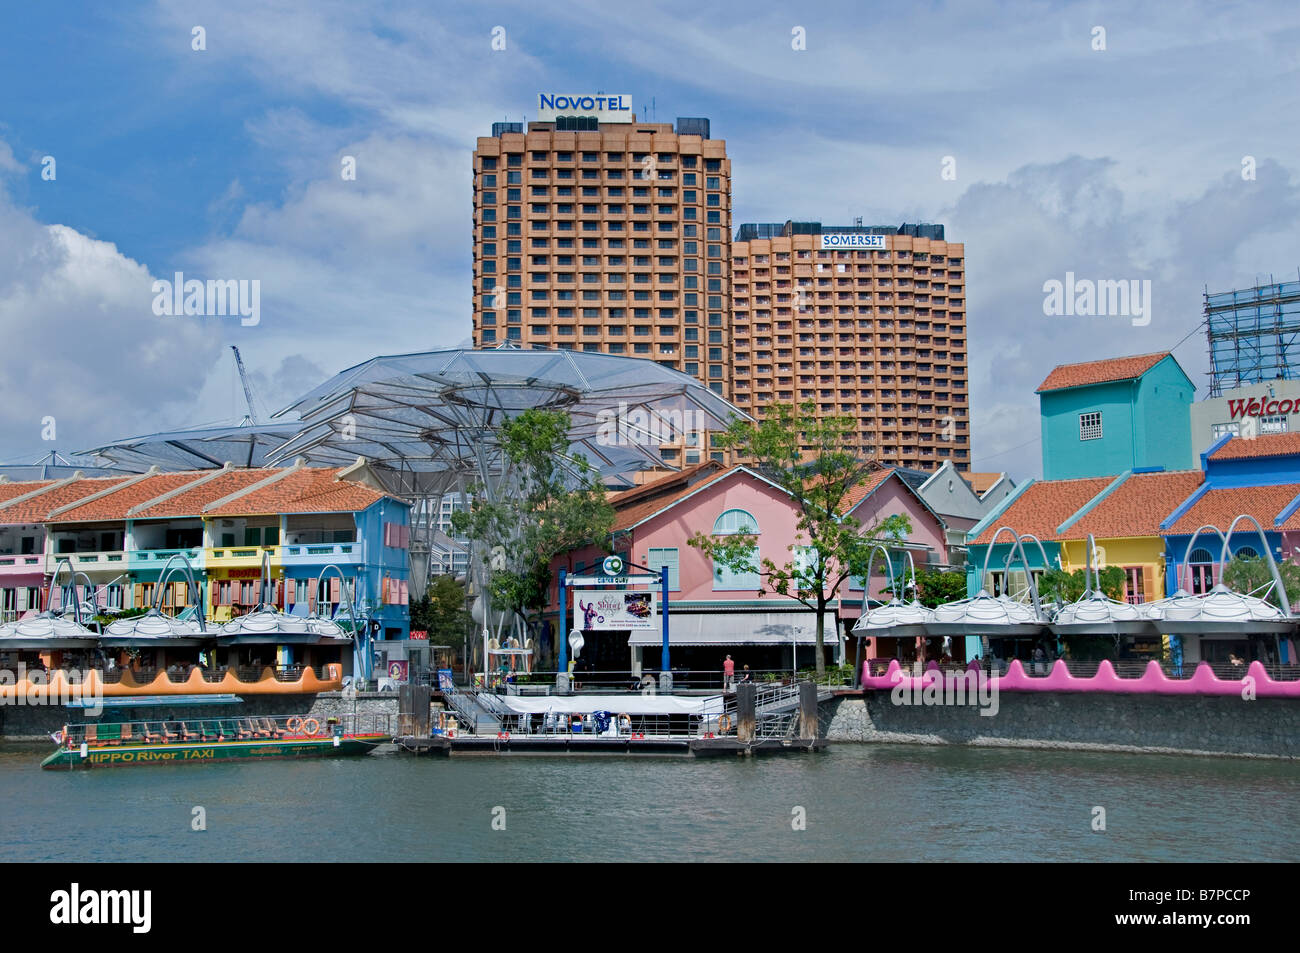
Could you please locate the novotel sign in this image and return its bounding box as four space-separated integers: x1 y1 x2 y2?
819 233 887 250
537 93 633 123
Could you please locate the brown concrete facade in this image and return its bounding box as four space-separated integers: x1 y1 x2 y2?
472 120 732 468
730 233 970 471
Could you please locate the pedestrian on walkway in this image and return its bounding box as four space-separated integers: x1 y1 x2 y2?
723 654 735 690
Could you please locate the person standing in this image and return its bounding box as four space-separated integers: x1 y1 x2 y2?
723 655 735 690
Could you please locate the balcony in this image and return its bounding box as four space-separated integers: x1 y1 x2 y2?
206 545 281 569
126 547 204 572
0 554 44 576
45 551 127 574
280 541 362 566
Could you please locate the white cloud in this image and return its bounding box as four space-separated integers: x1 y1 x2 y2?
0 181 222 460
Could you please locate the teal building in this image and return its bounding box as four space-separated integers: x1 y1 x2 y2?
1038 351 1194 480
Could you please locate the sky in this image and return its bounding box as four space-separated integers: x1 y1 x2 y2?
1 0 1298 478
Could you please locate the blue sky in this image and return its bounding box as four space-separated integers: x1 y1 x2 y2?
2 0 1299 477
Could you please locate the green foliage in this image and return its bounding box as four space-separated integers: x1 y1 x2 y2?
91 607 148 626
1221 555 1300 609
1037 565 1124 603
687 400 911 674
408 575 471 645
451 408 615 643
914 570 968 608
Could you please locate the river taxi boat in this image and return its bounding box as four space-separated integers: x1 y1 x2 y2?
42 713 390 770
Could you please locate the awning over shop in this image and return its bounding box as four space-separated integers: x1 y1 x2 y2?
627 612 838 647
494 694 724 717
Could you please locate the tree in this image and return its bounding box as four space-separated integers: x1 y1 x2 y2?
409 575 471 646
1037 565 1124 604
1221 555 1300 610
688 401 911 676
914 570 968 608
451 408 615 660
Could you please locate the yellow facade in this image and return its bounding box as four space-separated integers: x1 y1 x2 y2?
1058 536 1168 602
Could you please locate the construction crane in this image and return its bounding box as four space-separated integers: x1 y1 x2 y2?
230 346 260 425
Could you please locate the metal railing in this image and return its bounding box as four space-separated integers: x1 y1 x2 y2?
56 712 392 748
477 668 831 693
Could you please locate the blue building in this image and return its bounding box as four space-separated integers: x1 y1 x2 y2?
1038 351 1194 480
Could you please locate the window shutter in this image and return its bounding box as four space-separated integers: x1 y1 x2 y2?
307 586 317 612
400 580 409 605
330 577 341 602
285 581 294 605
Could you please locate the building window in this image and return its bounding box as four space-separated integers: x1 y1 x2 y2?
711 509 759 590
1079 411 1103 440
1188 548 1214 594
1211 422 1240 440
1123 567 1145 605
1261 414 1289 434
647 547 680 590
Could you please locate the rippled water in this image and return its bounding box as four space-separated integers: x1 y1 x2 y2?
4 743 1297 862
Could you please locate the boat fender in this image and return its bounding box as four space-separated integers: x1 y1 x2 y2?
497 731 510 741
285 716 304 733
303 718 320 736
447 728 456 739
717 714 732 733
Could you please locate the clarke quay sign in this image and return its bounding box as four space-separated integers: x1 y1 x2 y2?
819 233 887 250
537 93 633 123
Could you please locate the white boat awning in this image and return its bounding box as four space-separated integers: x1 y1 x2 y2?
627 612 838 647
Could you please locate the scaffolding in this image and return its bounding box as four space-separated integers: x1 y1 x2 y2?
1205 275 1300 396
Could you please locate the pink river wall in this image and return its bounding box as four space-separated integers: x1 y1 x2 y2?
862 658 1300 698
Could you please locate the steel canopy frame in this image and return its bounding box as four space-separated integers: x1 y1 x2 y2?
266 346 749 663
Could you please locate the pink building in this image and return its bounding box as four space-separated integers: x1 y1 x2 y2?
550 462 949 678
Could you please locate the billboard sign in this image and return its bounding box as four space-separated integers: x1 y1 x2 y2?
574 591 657 630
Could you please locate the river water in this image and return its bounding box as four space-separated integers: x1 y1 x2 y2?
4 743 1297 862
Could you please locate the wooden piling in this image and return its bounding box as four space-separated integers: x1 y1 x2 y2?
736 682 756 742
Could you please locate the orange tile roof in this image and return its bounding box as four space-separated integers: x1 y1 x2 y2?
0 476 132 524
971 476 1113 544
0 480 55 509
1036 352 1170 393
1208 432 1300 461
129 469 274 519
203 467 391 516
842 469 896 512
1163 483 1300 535
47 471 212 523
612 465 727 531
1063 470 1203 539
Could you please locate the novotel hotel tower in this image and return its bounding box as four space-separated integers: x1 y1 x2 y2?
731 221 970 471
471 96 732 468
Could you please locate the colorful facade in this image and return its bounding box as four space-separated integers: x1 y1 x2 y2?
551 462 950 675
0 463 411 687
1037 351 1194 480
